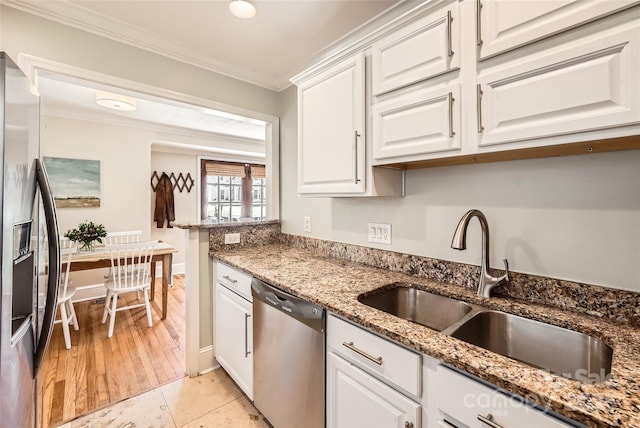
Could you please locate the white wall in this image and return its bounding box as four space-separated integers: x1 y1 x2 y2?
41 115 153 286
42 116 152 237
150 150 199 267
279 86 640 293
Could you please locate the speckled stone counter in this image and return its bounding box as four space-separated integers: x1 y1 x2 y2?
212 244 640 428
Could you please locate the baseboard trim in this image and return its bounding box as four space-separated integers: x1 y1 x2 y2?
155 262 185 278
197 345 218 375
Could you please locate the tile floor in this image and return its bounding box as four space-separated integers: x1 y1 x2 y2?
58 368 270 428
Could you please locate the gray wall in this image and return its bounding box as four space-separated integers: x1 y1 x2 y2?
278 86 640 293
0 6 279 117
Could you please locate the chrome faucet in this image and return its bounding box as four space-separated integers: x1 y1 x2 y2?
451 209 509 298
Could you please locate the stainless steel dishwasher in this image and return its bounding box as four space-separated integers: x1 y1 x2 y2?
251 278 325 428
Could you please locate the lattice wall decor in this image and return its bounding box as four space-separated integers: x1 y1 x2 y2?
150 171 195 193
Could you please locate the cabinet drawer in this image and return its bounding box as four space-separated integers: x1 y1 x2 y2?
371 2 459 95
373 83 460 163
433 366 570 428
216 262 252 301
327 314 421 397
477 14 640 148
371 1 460 95
478 0 639 59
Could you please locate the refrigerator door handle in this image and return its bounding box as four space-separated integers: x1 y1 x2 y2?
33 158 61 375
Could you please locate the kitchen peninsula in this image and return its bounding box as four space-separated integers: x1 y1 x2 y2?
174 220 640 428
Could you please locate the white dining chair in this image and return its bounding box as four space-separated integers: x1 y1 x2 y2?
101 240 158 338
55 246 79 349
103 230 142 279
104 230 142 245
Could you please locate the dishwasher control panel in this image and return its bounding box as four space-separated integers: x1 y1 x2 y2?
251 278 324 321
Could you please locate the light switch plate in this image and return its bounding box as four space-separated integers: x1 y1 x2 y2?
367 223 391 245
304 216 312 233
224 233 241 244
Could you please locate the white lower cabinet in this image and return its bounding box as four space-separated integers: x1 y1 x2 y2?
327 313 578 428
327 352 421 428
327 313 423 428
214 264 253 400
429 366 574 428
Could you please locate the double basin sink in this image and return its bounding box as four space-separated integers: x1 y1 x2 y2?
358 285 613 384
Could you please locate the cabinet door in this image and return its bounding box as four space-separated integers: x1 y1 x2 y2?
476 16 640 148
371 2 459 95
327 352 421 428
297 53 365 194
215 284 253 400
373 83 460 164
477 0 639 59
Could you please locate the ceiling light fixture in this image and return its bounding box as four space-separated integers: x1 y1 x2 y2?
229 0 256 19
96 90 137 111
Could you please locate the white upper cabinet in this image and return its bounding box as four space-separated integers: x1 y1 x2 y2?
371 2 460 95
293 0 640 177
477 13 640 148
297 53 366 195
373 83 461 163
477 0 640 59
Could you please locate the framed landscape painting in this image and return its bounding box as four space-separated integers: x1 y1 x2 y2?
43 156 101 208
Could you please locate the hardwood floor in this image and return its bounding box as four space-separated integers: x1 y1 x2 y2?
41 275 186 428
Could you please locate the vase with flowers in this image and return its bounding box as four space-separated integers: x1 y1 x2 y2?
65 221 107 252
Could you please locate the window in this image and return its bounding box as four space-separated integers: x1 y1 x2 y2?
201 160 266 222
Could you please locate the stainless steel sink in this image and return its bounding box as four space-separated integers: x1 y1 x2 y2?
358 286 473 332
447 311 613 383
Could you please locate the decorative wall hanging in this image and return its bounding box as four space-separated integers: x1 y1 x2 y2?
150 171 194 193
43 156 101 208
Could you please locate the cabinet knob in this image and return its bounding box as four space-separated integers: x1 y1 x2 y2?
404 422 414 428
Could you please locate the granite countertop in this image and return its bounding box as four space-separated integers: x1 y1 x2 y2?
172 219 280 229
212 244 640 428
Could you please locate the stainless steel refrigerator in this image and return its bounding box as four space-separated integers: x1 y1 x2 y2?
0 52 61 427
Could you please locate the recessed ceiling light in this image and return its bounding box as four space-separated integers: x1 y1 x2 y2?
229 0 257 19
96 90 137 111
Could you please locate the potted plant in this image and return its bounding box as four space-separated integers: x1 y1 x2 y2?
64 221 107 252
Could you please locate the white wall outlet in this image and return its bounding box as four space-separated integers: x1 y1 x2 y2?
224 233 241 244
304 216 312 233
367 223 391 245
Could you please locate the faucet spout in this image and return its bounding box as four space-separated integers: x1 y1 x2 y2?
451 209 509 298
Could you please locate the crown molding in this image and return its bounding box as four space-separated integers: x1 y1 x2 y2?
290 0 444 85
6 0 423 92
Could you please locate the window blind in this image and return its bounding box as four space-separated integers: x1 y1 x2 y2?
203 160 266 179
204 161 246 178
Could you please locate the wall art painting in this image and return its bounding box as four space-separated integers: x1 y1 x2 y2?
43 156 101 208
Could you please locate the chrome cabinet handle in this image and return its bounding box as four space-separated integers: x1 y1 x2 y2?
244 313 251 357
476 84 484 133
354 131 361 184
447 10 454 58
222 275 237 284
478 414 503 428
342 341 382 365
448 92 455 138
476 0 483 46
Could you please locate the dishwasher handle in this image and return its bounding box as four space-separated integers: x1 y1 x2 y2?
251 278 324 321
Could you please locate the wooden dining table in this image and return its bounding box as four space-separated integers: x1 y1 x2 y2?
65 241 178 320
